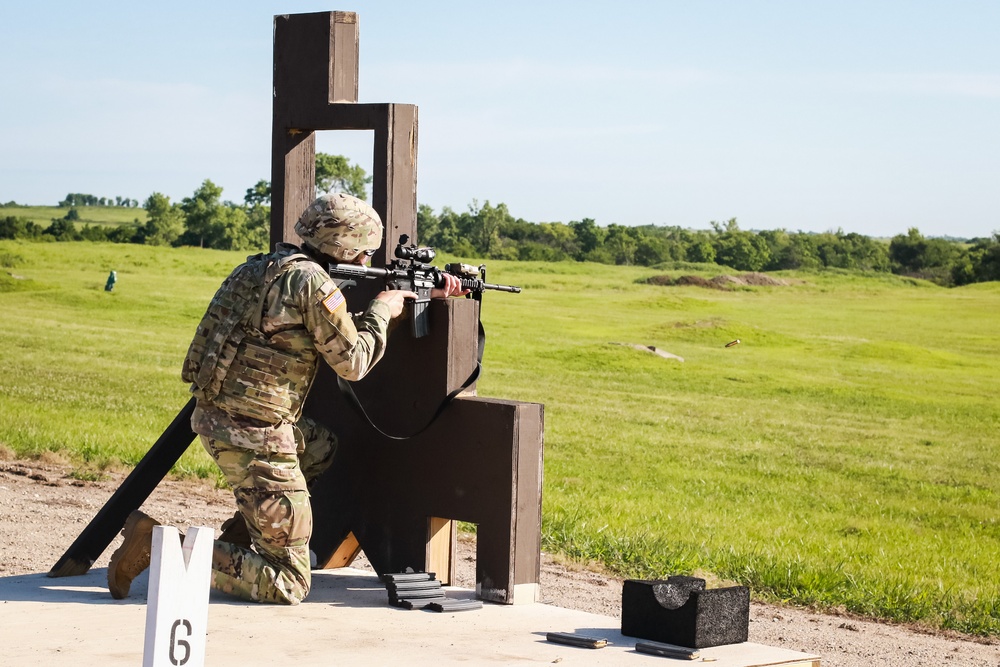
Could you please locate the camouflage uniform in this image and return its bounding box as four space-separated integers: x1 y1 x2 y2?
183 239 390 605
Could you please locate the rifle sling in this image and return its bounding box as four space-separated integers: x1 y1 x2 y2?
336 320 486 441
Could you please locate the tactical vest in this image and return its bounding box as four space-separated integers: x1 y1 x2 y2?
182 249 318 424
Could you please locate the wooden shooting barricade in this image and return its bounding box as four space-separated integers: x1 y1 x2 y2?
49 10 544 606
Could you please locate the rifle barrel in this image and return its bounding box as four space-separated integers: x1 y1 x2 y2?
329 263 520 294
480 282 521 293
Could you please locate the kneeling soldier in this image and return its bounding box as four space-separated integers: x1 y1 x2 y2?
108 193 464 604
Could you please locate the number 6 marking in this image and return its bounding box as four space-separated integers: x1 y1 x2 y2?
169 619 192 665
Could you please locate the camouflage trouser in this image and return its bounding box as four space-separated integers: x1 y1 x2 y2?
200 416 337 605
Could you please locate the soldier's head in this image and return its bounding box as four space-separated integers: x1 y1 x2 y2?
294 193 383 263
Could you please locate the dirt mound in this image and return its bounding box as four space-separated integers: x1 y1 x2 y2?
676 275 716 288
737 272 790 286
644 273 790 289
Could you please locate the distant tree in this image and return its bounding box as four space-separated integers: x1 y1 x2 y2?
79 224 111 242
534 222 579 259
630 234 662 266
212 205 257 251
65 208 80 221
686 237 716 264
958 233 1000 284
467 201 509 257
637 226 694 262
417 204 440 246
179 179 227 248
569 218 604 259
432 206 477 257
712 218 770 271
242 203 270 251
45 218 81 241
244 179 271 207
315 153 371 199
603 224 642 265
769 232 820 270
0 216 43 240
106 222 142 244
889 227 959 284
140 192 185 246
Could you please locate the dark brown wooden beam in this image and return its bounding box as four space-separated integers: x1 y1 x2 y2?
273 12 358 111
271 11 360 249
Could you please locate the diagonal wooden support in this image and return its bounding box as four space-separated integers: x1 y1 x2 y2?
48 399 196 577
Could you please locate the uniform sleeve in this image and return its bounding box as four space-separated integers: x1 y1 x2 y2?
298 271 392 381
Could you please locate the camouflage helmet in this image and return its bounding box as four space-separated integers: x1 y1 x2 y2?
294 193 383 262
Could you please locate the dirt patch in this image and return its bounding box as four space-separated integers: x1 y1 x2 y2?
1 459 997 666
610 342 684 362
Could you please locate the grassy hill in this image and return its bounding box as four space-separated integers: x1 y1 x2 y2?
0 204 146 228
1 239 998 635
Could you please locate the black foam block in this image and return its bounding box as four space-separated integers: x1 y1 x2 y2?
621 577 749 649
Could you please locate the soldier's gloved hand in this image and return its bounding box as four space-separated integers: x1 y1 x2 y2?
431 273 469 299
375 289 419 318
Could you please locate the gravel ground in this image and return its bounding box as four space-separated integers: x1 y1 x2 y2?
1 458 997 666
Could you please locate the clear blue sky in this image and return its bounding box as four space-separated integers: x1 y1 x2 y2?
2 1 998 238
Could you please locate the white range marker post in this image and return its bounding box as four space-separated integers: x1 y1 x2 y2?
143 525 214 667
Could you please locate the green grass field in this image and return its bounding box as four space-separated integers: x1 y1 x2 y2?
1 240 997 636
0 204 146 228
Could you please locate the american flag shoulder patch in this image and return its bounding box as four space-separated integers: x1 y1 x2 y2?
321 288 346 314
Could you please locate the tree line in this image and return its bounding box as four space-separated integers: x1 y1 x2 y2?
59 193 141 208
418 202 1000 286
2 155 998 286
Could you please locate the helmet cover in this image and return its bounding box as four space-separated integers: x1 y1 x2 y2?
293 193 383 262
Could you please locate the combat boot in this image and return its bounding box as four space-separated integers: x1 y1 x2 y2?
107 510 160 599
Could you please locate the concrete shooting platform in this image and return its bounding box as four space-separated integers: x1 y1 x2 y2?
1 567 820 666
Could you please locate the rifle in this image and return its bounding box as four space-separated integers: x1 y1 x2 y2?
327 235 521 338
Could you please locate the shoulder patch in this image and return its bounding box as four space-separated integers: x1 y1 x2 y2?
321 286 346 314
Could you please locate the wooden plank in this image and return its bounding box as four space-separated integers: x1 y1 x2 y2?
319 530 362 569
283 103 386 132
513 403 544 591
386 103 419 246
270 129 315 248
425 517 456 585
691 641 821 666
445 298 480 396
372 103 418 263
329 12 359 103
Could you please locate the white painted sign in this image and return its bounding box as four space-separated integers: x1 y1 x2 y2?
143 525 213 667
